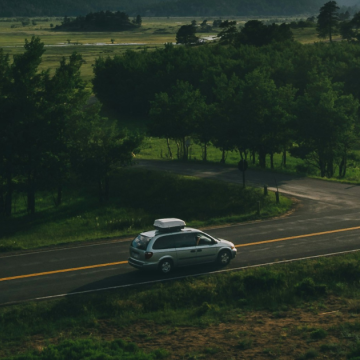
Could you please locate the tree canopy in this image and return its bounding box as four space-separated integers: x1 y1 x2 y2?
176 25 199 45
93 38 360 176
54 11 139 32
0 37 141 217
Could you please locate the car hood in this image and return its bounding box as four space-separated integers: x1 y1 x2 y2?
217 238 234 247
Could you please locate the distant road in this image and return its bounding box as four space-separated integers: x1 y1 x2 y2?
1 160 360 305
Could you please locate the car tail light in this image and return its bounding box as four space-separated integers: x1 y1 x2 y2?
145 252 153 259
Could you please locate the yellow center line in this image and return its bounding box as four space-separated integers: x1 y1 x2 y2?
2 225 360 283
0 261 128 282
235 225 360 248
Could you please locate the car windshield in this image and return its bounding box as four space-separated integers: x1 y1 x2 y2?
131 235 151 250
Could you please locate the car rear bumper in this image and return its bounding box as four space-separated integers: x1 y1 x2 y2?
128 257 158 270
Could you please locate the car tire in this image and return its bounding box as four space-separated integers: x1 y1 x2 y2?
158 259 173 274
217 250 231 266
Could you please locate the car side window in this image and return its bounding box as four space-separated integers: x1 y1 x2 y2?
196 233 214 246
175 233 196 248
152 235 176 250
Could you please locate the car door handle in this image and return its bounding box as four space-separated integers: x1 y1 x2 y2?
190 250 196 253
197 249 202 252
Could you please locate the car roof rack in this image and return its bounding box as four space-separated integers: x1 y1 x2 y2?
154 218 186 233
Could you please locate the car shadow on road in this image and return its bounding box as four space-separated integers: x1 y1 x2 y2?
69 263 224 295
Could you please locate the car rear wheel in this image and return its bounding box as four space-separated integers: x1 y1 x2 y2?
159 259 173 274
218 250 231 266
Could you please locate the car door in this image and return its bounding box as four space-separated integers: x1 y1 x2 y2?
195 233 218 263
175 232 198 266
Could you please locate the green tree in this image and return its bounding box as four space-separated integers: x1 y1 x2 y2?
236 20 293 46
0 49 11 216
134 15 142 26
149 81 205 160
341 11 360 41
217 20 238 45
211 73 242 163
7 37 46 215
176 25 198 45
317 1 340 42
292 74 359 177
42 52 90 206
238 69 296 168
73 115 142 203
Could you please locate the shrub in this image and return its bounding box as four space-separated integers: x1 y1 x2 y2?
294 278 327 298
237 339 253 350
297 348 319 359
310 328 327 340
243 269 285 293
320 343 340 353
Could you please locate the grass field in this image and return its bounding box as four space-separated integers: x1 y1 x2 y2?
0 168 291 252
2 252 360 359
128 126 360 183
0 16 330 82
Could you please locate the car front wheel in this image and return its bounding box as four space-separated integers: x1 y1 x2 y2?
217 250 231 266
159 259 173 274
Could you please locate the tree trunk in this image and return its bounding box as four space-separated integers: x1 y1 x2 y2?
319 159 326 177
220 149 226 164
166 138 173 159
282 149 287 167
27 173 35 215
182 137 188 161
98 180 103 203
176 142 180 159
0 186 4 216
202 143 207 162
55 185 62 207
259 150 266 168
326 157 334 178
270 153 274 169
252 150 256 165
339 154 347 178
104 175 109 202
5 163 12 217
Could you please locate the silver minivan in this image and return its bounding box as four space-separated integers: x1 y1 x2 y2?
128 218 237 274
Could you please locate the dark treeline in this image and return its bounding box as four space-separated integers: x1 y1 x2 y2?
0 0 157 17
0 37 141 217
93 39 360 179
0 0 323 17
140 0 324 17
54 11 140 32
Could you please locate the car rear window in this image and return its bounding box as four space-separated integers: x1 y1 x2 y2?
131 235 151 250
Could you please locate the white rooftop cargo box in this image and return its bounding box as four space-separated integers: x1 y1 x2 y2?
154 218 186 230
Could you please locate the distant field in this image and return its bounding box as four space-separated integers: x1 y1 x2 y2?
0 16 336 82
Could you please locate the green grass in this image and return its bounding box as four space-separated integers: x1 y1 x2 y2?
135 135 360 183
3 339 169 360
0 168 291 252
3 251 360 357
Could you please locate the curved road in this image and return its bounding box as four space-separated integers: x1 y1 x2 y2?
1 160 360 305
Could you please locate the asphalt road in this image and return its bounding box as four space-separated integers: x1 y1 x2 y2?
1 159 360 305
